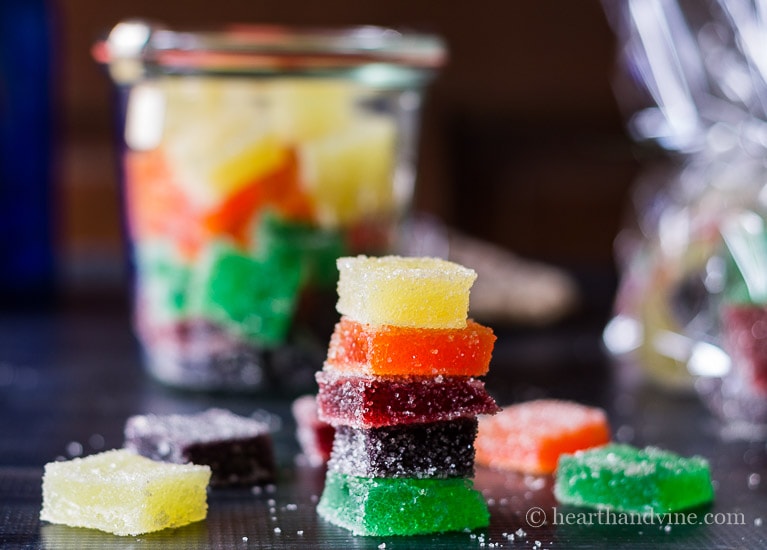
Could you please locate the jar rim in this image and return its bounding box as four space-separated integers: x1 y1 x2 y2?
93 20 446 81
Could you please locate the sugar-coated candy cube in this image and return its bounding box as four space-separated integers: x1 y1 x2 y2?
722 304 767 394
299 115 396 227
317 472 489 536
475 399 610 474
316 371 500 428
328 418 477 478
292 394 336 466
188 241 301 345
40 449 210 536
267 79 354 142
256 211 346 289
325 316 495 377
336 255 477 329
124 408 276 487
554 444 714 514
135 242 191 322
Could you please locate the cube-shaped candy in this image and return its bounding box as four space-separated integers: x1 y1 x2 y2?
188 241 301 345
134 242 191 322
554 444 714 514
124 408 276 487
722 304 767 394
336 256 477 328
316 371 500 428
299 116 396 227
40 449 210 536
317 472 489 536
256 212 346 289
292 394 336 467
328 418 477 478
325 317 495 377
475 399 610 474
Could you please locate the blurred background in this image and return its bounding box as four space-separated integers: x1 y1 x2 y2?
50 0 638 299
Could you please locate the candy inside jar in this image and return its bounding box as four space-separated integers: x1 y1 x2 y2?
691 209 767 433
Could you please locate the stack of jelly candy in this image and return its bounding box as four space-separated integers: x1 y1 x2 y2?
316 255 500 536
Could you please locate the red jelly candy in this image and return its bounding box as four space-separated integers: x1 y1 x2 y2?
722 303 767 394
316 371 500 428
292 394 335 466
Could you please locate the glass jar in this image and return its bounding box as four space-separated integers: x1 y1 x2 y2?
93 20 445 392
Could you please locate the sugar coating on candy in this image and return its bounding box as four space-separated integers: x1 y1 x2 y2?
316 371 500 428
40 449 210 536
124 408 276 487
554 444 714 514
292 395 336 466
328 418 477 478
335 256 477 329
187 241 301 345
256 212 346 289
475 399 610 474
317 472 489 536
722 304 767 394
325 317 495 377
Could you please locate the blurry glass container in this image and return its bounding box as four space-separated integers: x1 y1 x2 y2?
93 21 445 392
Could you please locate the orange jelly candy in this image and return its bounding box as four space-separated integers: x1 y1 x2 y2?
124 149 209 258
324 317 496 377
203 148 315 245
474 399 610 475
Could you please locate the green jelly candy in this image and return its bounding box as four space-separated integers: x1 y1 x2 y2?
554 444 714 514
135 243 191 320
189 241 301 345
317 472 489 536
256 211 346 288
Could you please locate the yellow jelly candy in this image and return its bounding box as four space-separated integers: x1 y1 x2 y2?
300 116 396 227
40 449 211 536
207 134 289 200
267 79 354 141
160 78 276 206
336 255 477 328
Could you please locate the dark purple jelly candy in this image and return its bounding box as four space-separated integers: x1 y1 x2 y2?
124 408 277 487
328 418 477 478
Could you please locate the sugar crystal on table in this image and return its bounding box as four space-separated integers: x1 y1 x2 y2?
124 408 276 487
325 317 495 377
328 418 477 478
40 449 210 536
554 443 714 514
316 371 499 428
335 255 477 328
317 472 489 536
475 399 610 474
